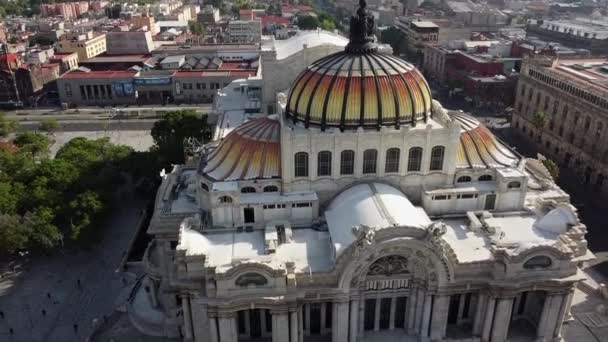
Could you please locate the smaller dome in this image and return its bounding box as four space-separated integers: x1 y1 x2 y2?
201 117 281 181
450 112 520 169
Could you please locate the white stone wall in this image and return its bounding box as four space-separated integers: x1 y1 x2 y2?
279 120 461 205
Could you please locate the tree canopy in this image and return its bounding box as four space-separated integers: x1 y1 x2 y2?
0 112 17 137
151 110 212 165
297 15 320 30
380 27 406 56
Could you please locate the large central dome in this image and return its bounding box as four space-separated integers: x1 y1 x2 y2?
285 0 432 131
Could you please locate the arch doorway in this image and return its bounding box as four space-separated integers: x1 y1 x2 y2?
237 308 272 341
360 256 412 334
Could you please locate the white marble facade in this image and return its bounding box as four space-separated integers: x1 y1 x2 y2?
133 5 592 342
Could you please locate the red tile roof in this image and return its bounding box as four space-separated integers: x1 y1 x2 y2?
261 16 290 27
61 70 138 79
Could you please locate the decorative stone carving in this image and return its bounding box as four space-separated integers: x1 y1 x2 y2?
351 225 376 257
426 221 447 243
367 255 409 276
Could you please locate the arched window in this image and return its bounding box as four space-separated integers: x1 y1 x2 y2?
407 147 423 172
385 148 400 173
507 181 521 189
478 175 493 182
523 255 552 269
294 152 308 177
263 185 278 192
362 149 377 174
201 183 209 191
429 146 445 171
317 151 332 176
219 196 232 204
457 175 471 183
241 187 256 193
340 150 355 175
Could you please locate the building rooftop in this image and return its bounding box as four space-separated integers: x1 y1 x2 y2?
61 70 138 79
410 21 439 29
265 30 348 60
546 58 608 90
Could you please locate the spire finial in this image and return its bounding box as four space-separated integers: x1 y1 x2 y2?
346 0 377 53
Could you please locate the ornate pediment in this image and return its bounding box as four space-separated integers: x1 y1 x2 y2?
367 255 409 276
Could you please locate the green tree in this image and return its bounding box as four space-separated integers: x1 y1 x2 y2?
297 15 320 30
13 132 50 157
320 19 336 31
0 214 29 255
531 111 547 129
0 112 17 137
188 21 205 35
67 191 104 242
22 207 62 251
542 159 559 181
29 35 54 47
380 27 406 56
151 110 211 165
39 118 60 134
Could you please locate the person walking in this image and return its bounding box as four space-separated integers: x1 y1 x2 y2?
73 323 78 333
0 310 4 319
41 309 46 316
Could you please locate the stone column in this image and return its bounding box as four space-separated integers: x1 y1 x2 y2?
553 291 573 340
490 297 514 342
389 297 397 330
320 303 327 335
298 306 304 342
481 296 496 342
290 308 299 342
304 304 311 336
218 314 237 342
190 301 209 342
420 294 433 339
430 295 449 340
374 298 381 331
181 295 194 341
536 294 554 341
244 310 251 337
332 301 349 342
358 299 365 334
407 288 418 334
473 292 487 337
209 315 219 342
414 288 426 335
349 299 359 342
457 294 466 324
272 310 290 342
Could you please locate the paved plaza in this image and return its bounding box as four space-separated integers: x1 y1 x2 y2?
0 199 145 342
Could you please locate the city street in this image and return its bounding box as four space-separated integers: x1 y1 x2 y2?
0 198 146 342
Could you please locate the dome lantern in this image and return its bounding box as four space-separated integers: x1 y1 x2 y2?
285 0 433 132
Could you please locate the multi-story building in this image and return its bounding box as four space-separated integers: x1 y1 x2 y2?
56 31 107 60
131 15 160 35
197 5 220 25
56 59 260 106
526 18 608 55
512 56 608 191
49 52 79 73
105 31 154 55
228 20 262 44
129 4 591 342
396 20 439 64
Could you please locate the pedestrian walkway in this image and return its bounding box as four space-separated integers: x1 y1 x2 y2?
0 199 145 342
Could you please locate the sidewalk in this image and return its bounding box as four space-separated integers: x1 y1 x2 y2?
0 199 146 342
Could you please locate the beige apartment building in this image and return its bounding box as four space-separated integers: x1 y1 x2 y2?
512 56 608 191
56 31 107 60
